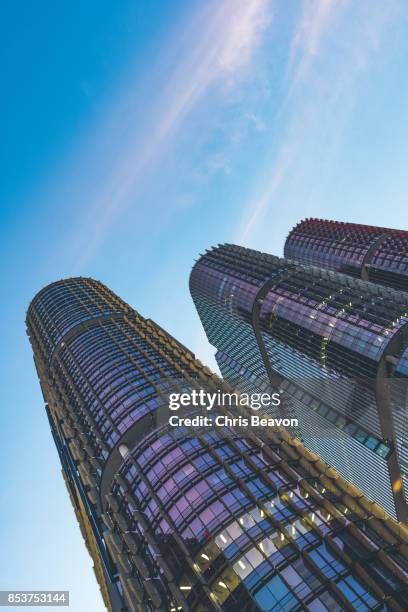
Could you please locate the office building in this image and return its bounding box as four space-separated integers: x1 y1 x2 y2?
190 245 408 522
27 278 408 610
284 218 408 291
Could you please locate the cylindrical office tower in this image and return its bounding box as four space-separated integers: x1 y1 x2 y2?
284 218 408 291
190 245 408 522
27 279 408 611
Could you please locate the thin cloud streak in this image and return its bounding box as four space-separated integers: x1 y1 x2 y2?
69 0 272 270
234 0 399 246
286 0 346 92
237 145 292 243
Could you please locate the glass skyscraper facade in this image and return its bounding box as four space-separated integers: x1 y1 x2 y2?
285 219 408 291
190 245 408 523
27 278 408 611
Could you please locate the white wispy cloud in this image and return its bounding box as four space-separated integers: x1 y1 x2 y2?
218 0 272 74
286 0 346 91
234 0 400 246
68 0 273 269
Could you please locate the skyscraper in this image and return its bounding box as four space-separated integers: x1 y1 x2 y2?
284 218 408 291
27 278 408 611
190 244 408 523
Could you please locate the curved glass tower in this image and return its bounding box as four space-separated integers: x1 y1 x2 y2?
284 218 408 291
27 278 408 611
190 245 408 522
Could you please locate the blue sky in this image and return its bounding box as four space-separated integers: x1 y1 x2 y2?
2 1 408 610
